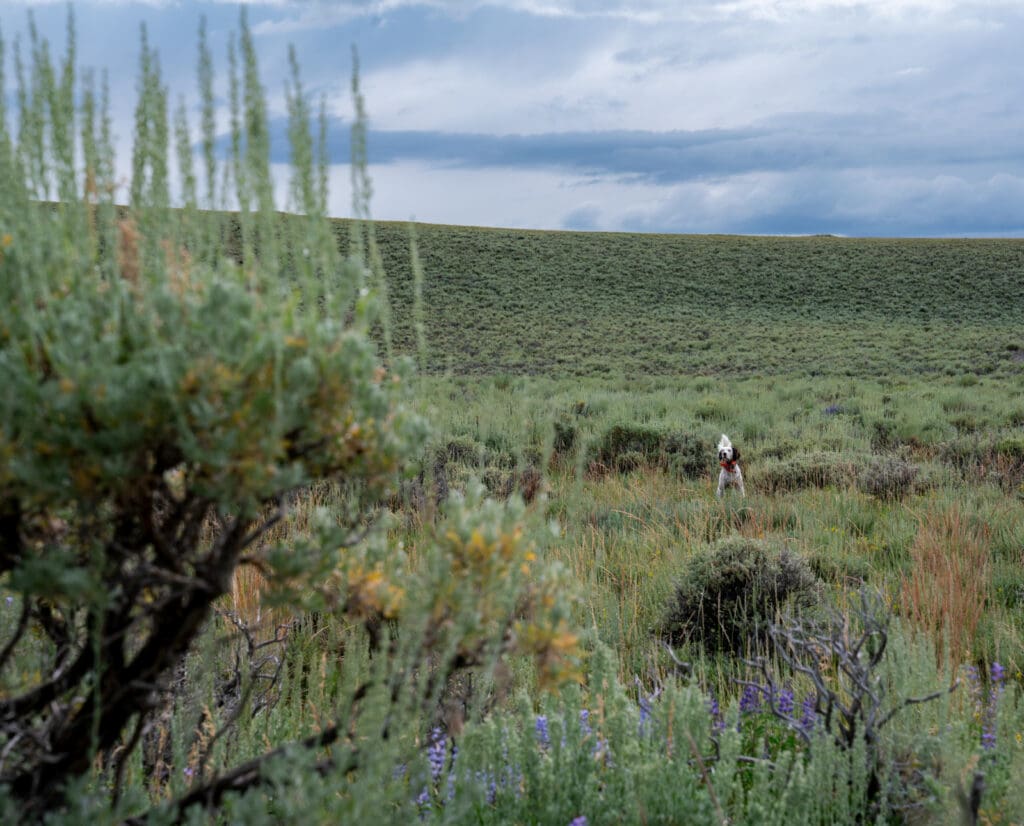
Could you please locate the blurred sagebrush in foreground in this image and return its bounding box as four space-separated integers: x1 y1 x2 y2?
0 9 580 821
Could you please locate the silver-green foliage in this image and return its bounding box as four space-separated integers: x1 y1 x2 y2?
0 7 423 815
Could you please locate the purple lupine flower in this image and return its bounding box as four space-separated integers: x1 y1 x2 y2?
799 695 817 735
635 678 662 737
474 771 498 804
777 686 795 716
569 817 588 826
536 715 551 749
638 695 653 737
577 709 607 758
447 745 458 802
979 662 1007 751
739 683 763 714
823 404 844 416
708 696 726 735
427 727 446 783
415 787 431 811
965 664 985 717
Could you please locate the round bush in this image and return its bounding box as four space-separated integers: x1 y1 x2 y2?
661 536 822 657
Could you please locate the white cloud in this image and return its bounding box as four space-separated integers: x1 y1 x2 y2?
4 0 1022 235
307 160 667 230
246 0 1019 27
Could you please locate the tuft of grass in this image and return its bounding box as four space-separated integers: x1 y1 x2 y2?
900 504 991 668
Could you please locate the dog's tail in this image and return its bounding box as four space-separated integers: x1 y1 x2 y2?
718 434 732 450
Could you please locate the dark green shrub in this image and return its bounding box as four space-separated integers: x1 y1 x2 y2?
996 436 1024 460
552 415 577 458
950 414 979 433
870 420 898 451
441 436 486 466
615 450 645 473
592 423 663 465
760 438 800 460
663 431 707 479
588 423 708 477
481 466 515 498
661 536 822 657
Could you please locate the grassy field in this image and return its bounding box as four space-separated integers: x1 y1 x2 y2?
405 372 1024 661
357 221 1024 378
5 209 1024 822
213 218 1024 821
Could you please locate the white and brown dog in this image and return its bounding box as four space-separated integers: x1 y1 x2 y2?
716 434 745 497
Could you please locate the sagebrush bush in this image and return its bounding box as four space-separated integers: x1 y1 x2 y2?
587 423 708 478
552 414 577 458
663 431 707 479
590 423 662 466
0 13 578 819
757 452 859 493
661 536 822 657
939 434 1024 490
393 437 546 506
996 435 1024 460
856 456 919 500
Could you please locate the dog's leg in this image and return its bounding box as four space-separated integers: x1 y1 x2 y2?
716 470 725 498
737 472 746 497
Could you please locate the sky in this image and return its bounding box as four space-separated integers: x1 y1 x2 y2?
1 0 1023 236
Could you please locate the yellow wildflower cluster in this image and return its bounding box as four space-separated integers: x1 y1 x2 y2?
345 565 405 620
445 525 526 580
517 618 584 689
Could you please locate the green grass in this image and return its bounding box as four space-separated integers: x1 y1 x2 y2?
402 372 1024 677
345 221 1024 378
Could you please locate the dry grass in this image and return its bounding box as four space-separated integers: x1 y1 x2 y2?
900 503 991 668
221 484 342 631
230 564 270 627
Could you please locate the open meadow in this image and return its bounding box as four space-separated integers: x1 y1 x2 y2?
2 11 1024 826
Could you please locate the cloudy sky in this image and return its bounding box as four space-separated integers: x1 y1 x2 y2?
2 0 1023 235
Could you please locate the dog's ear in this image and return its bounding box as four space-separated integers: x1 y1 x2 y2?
733 446 741 462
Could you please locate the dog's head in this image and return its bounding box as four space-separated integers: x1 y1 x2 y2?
717 434 739 464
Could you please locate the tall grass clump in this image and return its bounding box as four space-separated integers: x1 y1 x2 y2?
900 504 991 667
0 11 581 822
